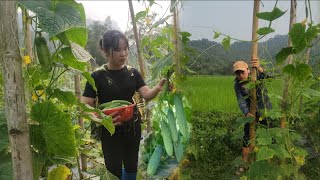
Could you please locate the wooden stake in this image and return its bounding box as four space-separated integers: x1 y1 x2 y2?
0 1 34 179
249 0 260 150
281 0 297 128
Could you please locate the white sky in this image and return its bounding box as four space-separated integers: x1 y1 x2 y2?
79 1 320 41
78 1 171 32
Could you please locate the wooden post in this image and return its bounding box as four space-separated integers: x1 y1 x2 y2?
0 1 34 179
75 74 87 175
172 0 182 78
128 0 150 132
249 0 260 150
22 9 34 62
281 0 297 128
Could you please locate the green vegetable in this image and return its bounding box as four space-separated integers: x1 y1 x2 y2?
99 100 131 109
167 108 178 143
174 93 188 137
160 120 173 156
35 36 52 72
147 145 163 176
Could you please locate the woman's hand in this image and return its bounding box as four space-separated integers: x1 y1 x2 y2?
155 78 166 92
109 111 123 126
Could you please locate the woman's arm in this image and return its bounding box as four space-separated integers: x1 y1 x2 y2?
138 79 166 101
81 96 95 107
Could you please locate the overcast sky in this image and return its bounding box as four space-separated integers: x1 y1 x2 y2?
179 1 320 42
80 1 320 42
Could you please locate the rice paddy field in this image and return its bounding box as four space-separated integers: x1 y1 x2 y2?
181 75 283 113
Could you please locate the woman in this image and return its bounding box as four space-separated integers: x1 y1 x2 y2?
81 30 165 179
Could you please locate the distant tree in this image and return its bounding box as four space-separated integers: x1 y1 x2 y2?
86 16 112 66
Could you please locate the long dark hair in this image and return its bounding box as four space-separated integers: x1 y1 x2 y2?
99 30 129 56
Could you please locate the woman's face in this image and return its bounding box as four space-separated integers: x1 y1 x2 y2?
107 38 128 67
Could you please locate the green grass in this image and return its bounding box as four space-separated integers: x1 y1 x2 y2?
181 75 283 113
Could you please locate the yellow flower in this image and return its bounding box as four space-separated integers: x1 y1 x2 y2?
294 156 305 166
31 92 38 101
23 55 31 65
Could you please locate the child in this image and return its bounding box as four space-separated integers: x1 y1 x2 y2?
233 59 272 175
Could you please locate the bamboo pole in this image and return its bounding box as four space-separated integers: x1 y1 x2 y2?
281 0 297 128
172 0 181 78
128 0 146 79
75 75 87 175
22 9 34 62
128 0 150 132
249 0 260 150
0 1 34 179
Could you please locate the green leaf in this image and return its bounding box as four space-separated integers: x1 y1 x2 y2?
295 63 312 81
301 88 320 98
256 146 276 161
292 146 308 156
272 145 291 159
57 27 88 47
289 23 307 53
19 0 85 37
256 137 272 145
31 102 77 159
221 36 230 50
257 27 275 35
256 7 287 21
213 32 220 39
275 47 293 64
50 88 78 106
282 64 296 77
151 53 173 80
48 165 71 180
71 42 93 62
305 25 320 45
58 47 87 72
82 72 97 91
179 31 191 45
235 116 255 128
135 11 147 23
247 161 269 177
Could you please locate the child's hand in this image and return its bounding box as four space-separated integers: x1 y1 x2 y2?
251 58 263 73
246 113 254 117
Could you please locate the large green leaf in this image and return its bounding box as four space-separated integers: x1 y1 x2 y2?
282 64 296 77
271 144 291 159
82 72 97 91
257 27 275 35
31 102 76 159
289 23 306 53
50 88 78 106
57 27 88 47
19 0 85 37
151 53 173 80
275 47 293 64
256 7 286 21
295 63 312 81
256 137 272 145
58 47 87 72
71 42 93 62
257 146 276 161
305 25 320 45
